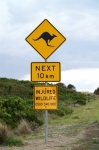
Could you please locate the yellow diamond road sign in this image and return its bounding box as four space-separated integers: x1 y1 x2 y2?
25 19 66 59
34 85 58 110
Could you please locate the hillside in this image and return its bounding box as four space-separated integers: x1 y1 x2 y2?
0 82 99 149
0 77 97 147
0 77 95 128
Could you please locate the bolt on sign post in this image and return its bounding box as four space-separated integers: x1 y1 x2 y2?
25 19 66 60
31 62 61 82
25 19 66 143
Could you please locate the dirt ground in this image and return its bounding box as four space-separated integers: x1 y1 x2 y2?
1 122 99 150
0 124 86 150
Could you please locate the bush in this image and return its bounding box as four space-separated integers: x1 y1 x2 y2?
0 96 44 128
64 90 86 105
50 102 73 117
55 106 73 116
4 136 22 146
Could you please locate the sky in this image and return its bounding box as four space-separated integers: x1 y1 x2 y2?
0 0 99 92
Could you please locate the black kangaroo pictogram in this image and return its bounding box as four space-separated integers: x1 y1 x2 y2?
33 32 57 47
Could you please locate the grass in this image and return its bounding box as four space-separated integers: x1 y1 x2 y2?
73 100 99 122
16 119 32 135
24 95 99 139
0 124 8 144
1 95 99 149
49 97 99 125
0 120 31 146
48 96 99 150
73 122 99 150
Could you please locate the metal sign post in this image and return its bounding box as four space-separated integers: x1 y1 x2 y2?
45 95 48 143
45 59 48 143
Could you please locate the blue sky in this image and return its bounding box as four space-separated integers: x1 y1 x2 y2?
0 0 99 92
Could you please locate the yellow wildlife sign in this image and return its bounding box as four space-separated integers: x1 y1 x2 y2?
25 19 66 59
31 62 61 82
34 85 58 110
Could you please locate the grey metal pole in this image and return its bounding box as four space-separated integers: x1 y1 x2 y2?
45 109 48 143
45 59 48 143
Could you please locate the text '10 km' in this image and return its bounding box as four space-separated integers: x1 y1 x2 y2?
37 73 54 79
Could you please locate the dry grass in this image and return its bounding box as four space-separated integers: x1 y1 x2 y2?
0 123 11 144
16 119 32 135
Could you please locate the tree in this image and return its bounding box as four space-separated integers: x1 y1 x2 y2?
56 82 66 88
94 87 99 95
67 84 76 91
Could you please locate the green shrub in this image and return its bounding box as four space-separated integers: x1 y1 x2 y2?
50 102 73 117
55 106 73 116
65 90 86 105
4 136 22 146
0 96 44 128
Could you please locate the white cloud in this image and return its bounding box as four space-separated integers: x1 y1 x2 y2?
73 12 99 41
56 10 99 41
20 68 99 93
61 68 99 92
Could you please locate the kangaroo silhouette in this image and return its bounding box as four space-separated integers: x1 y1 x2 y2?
33 32 57 47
